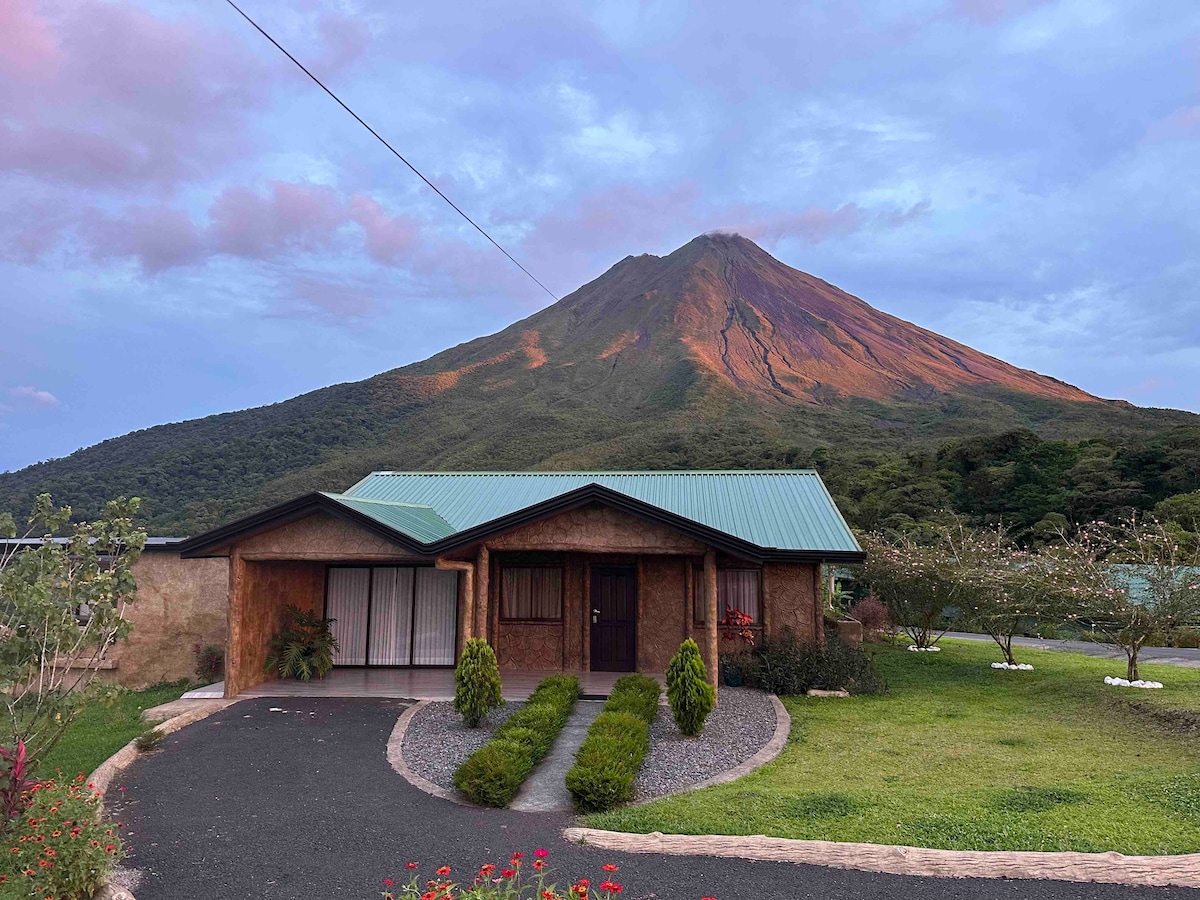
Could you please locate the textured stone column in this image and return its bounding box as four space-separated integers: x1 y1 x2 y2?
704 548 719 701
436 559 474 654
475 544 490 643
224 548 245 699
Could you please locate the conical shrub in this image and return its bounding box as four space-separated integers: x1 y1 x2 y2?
666 638 715 737
454 638 503 728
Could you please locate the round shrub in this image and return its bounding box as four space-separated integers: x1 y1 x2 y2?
454 638 503 728
666 638 715 737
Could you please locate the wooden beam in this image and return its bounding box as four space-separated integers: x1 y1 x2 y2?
475 544 490 642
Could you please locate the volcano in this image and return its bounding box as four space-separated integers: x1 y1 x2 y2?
0 233 1185 533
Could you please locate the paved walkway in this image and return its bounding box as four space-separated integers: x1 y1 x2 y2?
510 700 604 813
112 698 1199 900
944 633 1200 668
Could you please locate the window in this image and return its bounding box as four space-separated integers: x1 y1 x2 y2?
500 566 563 621
694 567 761 624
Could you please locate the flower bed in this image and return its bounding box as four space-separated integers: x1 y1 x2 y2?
566 674 661 812
380 850 713 900
453 675 579 807
3 774 123 900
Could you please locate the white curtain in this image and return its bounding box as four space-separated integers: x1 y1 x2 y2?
369 567 414 665
327 567 370 665
719 569 761 622
412 568 458 665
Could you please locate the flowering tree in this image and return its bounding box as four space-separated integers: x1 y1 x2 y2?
859 530 959 649
1057 516 1200 681
948 523 1067 666
0 494 145 771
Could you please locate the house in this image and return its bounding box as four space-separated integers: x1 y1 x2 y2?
177 471 864 698
0 537 227 688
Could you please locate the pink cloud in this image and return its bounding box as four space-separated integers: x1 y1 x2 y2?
84 205 205 274
0 0 61 80
731 203 866 245
0 2 267 187
210 181 346 258
948 0 1049 25
317 14 371 75
9 385 59 407
1144 105 1200 143
348 195 419 264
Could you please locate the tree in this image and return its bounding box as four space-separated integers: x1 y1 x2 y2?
949 523 1065 666
1059 516 1200 681
454 638 503 728
666 639 715 736
859 530 958 649
0 494 145 770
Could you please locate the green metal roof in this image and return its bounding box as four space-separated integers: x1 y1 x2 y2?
341 471 861 554
321 493 457 543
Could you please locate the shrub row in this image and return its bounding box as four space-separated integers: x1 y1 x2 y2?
565 674 661 813
724 630 886 696
453 675 579 807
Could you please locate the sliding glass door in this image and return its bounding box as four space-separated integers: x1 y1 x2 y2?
325 566 457 667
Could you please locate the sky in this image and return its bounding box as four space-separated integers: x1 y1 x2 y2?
1 0 1199 472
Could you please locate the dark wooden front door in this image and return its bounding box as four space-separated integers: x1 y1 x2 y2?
590 566 637 672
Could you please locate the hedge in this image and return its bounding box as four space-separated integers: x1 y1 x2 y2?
453 674 580 807
565 674 661 812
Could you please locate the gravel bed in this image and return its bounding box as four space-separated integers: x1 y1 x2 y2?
636 687 776 800
402 700 522 790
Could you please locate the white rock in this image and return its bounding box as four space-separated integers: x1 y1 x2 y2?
1104 676 1163 689
907 645 942 652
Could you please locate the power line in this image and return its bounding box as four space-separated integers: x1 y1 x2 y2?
223 0 558 302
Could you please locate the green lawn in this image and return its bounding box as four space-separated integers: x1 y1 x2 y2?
36 681 193 780
586 640 1200 855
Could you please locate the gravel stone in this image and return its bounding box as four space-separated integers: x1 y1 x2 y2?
636 687 776 800
402 700 522 790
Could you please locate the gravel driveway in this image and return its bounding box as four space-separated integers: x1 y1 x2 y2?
111 698 1200 900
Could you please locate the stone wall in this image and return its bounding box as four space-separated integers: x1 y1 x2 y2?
762 561 820 644
638 556 689 671
235 511 425 562
226 558 325 696
495 622 564 669
486 503 706 554
103 551 228 688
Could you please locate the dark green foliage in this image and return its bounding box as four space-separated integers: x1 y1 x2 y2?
192 643 224 683
134 728 165 752
566 674 661 812
453 638 503 728
565 712 650 812
666 639 715 736
264 606 338 681
452 739 532 808
747 631 886 696
453 674 579 807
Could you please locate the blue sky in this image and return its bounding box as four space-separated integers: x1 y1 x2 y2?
2 0 1199 472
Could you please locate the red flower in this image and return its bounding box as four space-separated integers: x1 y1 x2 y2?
436 866 451 876
383 878 395 887
502 868 516 878
406 862 420 869
532 860 546 871
602 864 619 872
534 848 549 858
511 851 525 858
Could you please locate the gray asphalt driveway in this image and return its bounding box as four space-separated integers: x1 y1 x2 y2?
943 632 1200 668
112 698 1199 900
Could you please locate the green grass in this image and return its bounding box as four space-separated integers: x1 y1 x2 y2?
36 681 193 780
586 640 1200 854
